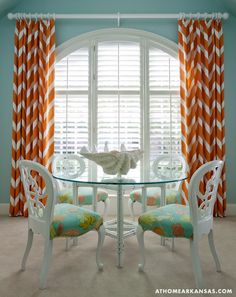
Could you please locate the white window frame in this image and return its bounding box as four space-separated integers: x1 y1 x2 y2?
55 28 180 180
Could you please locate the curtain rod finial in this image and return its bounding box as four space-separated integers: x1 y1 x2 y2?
8 13 14 20
223 12 229 20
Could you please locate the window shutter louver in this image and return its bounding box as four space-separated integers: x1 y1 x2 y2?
149 47 181 162
97 42 141 152
55 49 89 91
149 47 180 91
54 37 181 180
55 47 89 155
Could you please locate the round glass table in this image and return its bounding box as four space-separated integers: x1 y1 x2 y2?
53 165 187 267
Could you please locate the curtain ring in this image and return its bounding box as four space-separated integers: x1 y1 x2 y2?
46 13 50 27
24 13 29 25
117 12 120 28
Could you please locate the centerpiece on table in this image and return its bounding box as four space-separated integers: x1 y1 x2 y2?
80 144 143 179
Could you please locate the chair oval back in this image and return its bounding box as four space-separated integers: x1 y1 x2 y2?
152 155 187 181
19 160 56 223
52 154 86 179
188 160 224 227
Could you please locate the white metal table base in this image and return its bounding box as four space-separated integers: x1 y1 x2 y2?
103 184 137 267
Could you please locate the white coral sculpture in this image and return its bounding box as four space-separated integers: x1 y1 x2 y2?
80 148 143 175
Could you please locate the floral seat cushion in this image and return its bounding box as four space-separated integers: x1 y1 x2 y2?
58 187 108 205
138 204 193 239
50 203 103 240
130 188 181 206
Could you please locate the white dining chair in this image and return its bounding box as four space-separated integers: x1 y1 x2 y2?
52 154 110 219
136 160 224 288
128 155 187 220
19 160 105 289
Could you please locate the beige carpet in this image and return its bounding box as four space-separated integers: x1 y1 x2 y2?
0 215 235 297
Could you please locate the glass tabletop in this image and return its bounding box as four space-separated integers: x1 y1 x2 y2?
53 164 188 186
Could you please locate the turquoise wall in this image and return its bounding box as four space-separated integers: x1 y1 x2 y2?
1 0 236 204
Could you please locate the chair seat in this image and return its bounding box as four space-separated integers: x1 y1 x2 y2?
130 188 181 206
50 203 103 239
138 204 193 239
57 187 108 205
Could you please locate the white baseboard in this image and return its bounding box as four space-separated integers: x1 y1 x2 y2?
225 204 236 216
1 202 236 216
0 203 9 215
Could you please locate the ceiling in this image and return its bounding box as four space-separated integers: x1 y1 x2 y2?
224 0 236 15
0 0 23 18
0 0 236 19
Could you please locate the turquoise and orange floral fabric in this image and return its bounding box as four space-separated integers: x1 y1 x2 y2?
138 204 193 239
58 188 108 205
130 188 181 206
50 203 103 239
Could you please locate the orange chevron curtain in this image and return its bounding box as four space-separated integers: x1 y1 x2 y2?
178 18 226 217
10 18 55 216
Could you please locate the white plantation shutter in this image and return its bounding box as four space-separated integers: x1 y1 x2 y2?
97 42 141 151
149 47 180 90
55 47 89 154
54 35 181 179
54 94 89 154
149 47 181 162
97 94 141 150
55 48 89 91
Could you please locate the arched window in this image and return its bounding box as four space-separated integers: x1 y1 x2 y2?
55 29 181 178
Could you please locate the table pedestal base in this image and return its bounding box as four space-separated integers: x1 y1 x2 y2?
104 219 137 267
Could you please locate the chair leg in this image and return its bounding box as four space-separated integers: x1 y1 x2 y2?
65 238 70 250
103 198 110 221
190 238 203 289
208 229 221 272
21 229 34 271
96 224 105 270
136 225 145 271
171 238 175 251
128 198 135 221
39 238 53 290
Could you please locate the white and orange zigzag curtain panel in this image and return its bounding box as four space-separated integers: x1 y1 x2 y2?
178 18 226 217
10 18 55 216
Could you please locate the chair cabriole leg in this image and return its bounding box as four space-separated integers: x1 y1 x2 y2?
190 238 203 289
39 238 53 289
21 229 34 271
128 198 135 221
208 229 221 272
136 225 145 271
103 198 110 221
96 224 105 270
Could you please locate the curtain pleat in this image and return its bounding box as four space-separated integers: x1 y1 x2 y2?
9 19 55 216
178 18 226 217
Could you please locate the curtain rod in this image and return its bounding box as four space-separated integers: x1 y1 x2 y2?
8 12 229 22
